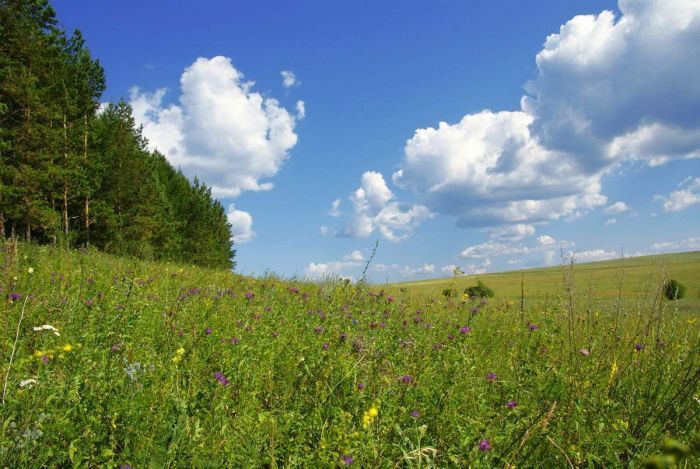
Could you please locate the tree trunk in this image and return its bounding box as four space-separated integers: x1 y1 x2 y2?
63 112 70 240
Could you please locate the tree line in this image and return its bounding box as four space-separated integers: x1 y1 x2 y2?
0 0 235 269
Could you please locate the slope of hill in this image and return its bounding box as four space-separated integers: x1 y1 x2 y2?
394 251 700 305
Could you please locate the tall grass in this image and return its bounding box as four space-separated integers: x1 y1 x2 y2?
0 242 698 466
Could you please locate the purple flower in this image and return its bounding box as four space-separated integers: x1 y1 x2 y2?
288 287 299 295
84 299 94 307
213 371 231 386
205 328 212 335
231 337 240 345
459 326 471 334
410 410 420 419
634 343 644 351
470 307 479 315
527 322 539 331
314 326 324 334
110 344 121 353
579 348 590 357
357 383 365 391
9 292 21 301
339 332 348 341
341 455 354 465
272 331 280 338
399 375 413 384
40 355 50 364
506 401 518 408
322 342 329 350
245 291 254 300
479 439 492 452
387 295 396 303
486 372 498 382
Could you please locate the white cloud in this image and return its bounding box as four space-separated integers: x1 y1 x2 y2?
226 204 255 243
640 237 700 255
281 70 299 88
342 250 364 262
295 100 306 120
329 199 342 217
486 224 535 242
305 250 364 279
399 263 435 277
604 202 629 214
131 56 299 198
572 249 618 262
440 262 489 276
333 171 432 242
392 0 700 228
605 218 617 225
655 178 700 212
537 235 557 246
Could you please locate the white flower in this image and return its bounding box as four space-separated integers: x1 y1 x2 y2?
27 267 34 274
32 325 60 336
19 379 37 388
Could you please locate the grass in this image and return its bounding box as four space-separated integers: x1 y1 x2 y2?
1 240 698 467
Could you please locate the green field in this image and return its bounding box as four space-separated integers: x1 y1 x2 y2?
1 242 698 467
394 251 700 310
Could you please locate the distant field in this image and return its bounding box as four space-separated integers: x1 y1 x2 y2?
393 251 700 308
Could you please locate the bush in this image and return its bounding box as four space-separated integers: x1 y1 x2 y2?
464 280 495 298
442 288 457 298
662 279 686 300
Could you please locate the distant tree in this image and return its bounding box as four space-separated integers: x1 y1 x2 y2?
464 280 495 298
662 279 686 300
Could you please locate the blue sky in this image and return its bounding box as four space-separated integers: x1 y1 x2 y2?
54 0 699 281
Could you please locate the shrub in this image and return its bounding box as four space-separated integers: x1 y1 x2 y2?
464 280 495 298
442 288 457 298
662 279 686 300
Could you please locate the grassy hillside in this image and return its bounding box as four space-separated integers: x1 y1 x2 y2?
395 251 700 305
1 241 698 467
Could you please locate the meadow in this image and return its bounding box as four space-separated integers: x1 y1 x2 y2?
1 240 698 467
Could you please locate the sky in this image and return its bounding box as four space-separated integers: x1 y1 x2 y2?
53 0 700 282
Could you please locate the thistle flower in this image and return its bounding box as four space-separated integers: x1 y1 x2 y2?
357 383 365 391
9 292 21 301
527 322 539 331
479 439 492 452
399 375 413 384
486 372 498 382
506 401 518 408
459 326 471 334
634 343 644 351
213 372 231 386
245 292 254 300
410 410 420 419
322 342 329 350
204 328 212 335
341 454 354 465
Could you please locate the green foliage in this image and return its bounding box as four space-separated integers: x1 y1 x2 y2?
662 279 686 300
1 243 698 467
441 287 456 298
464 280 495 298
0 0 234 269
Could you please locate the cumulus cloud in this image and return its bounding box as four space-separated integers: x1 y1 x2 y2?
281 70 299 88
605 218 617 225
226 204 255 243
392 0 700 228
604 202 629 214
570 249 618 262
655 177 700 212
130 56 299 198
305 250 364 279
643 237 700 254
486 224 535 242
460 235 573 259
440 262 489 276
374 263 436 278
295 100 306 120
331 171 432 242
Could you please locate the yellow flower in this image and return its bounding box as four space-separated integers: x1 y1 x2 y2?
362 404 379 428
608 360 618 386
27 267 34 274
63 344 73 353
368 406 378 418
172 347 185 363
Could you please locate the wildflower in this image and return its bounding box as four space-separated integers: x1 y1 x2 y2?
172 347 185 364
231 337 240 344
41 355 49 364
213 372 231 386
579 348 590 357
32 325 60 336
245 292 254 300
9 292 21 301
479 439 492 452
486 372 498 382
272 331 280 338
339 332 348 341
322 343 329 350
204 328 212 335
459 326 471 334
410 410 420 419
634 343 644 352
314 326 324 334
527 322 539 331
27 267 34 274
399 375 413 384
387 295 395 303
84 299 94 307
62 344 73 353
608 360 618 385
357 383 365 391
362 404 379 427
110 344 121 353
19 378 37 388
341 454 354 465
506 401 518 408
